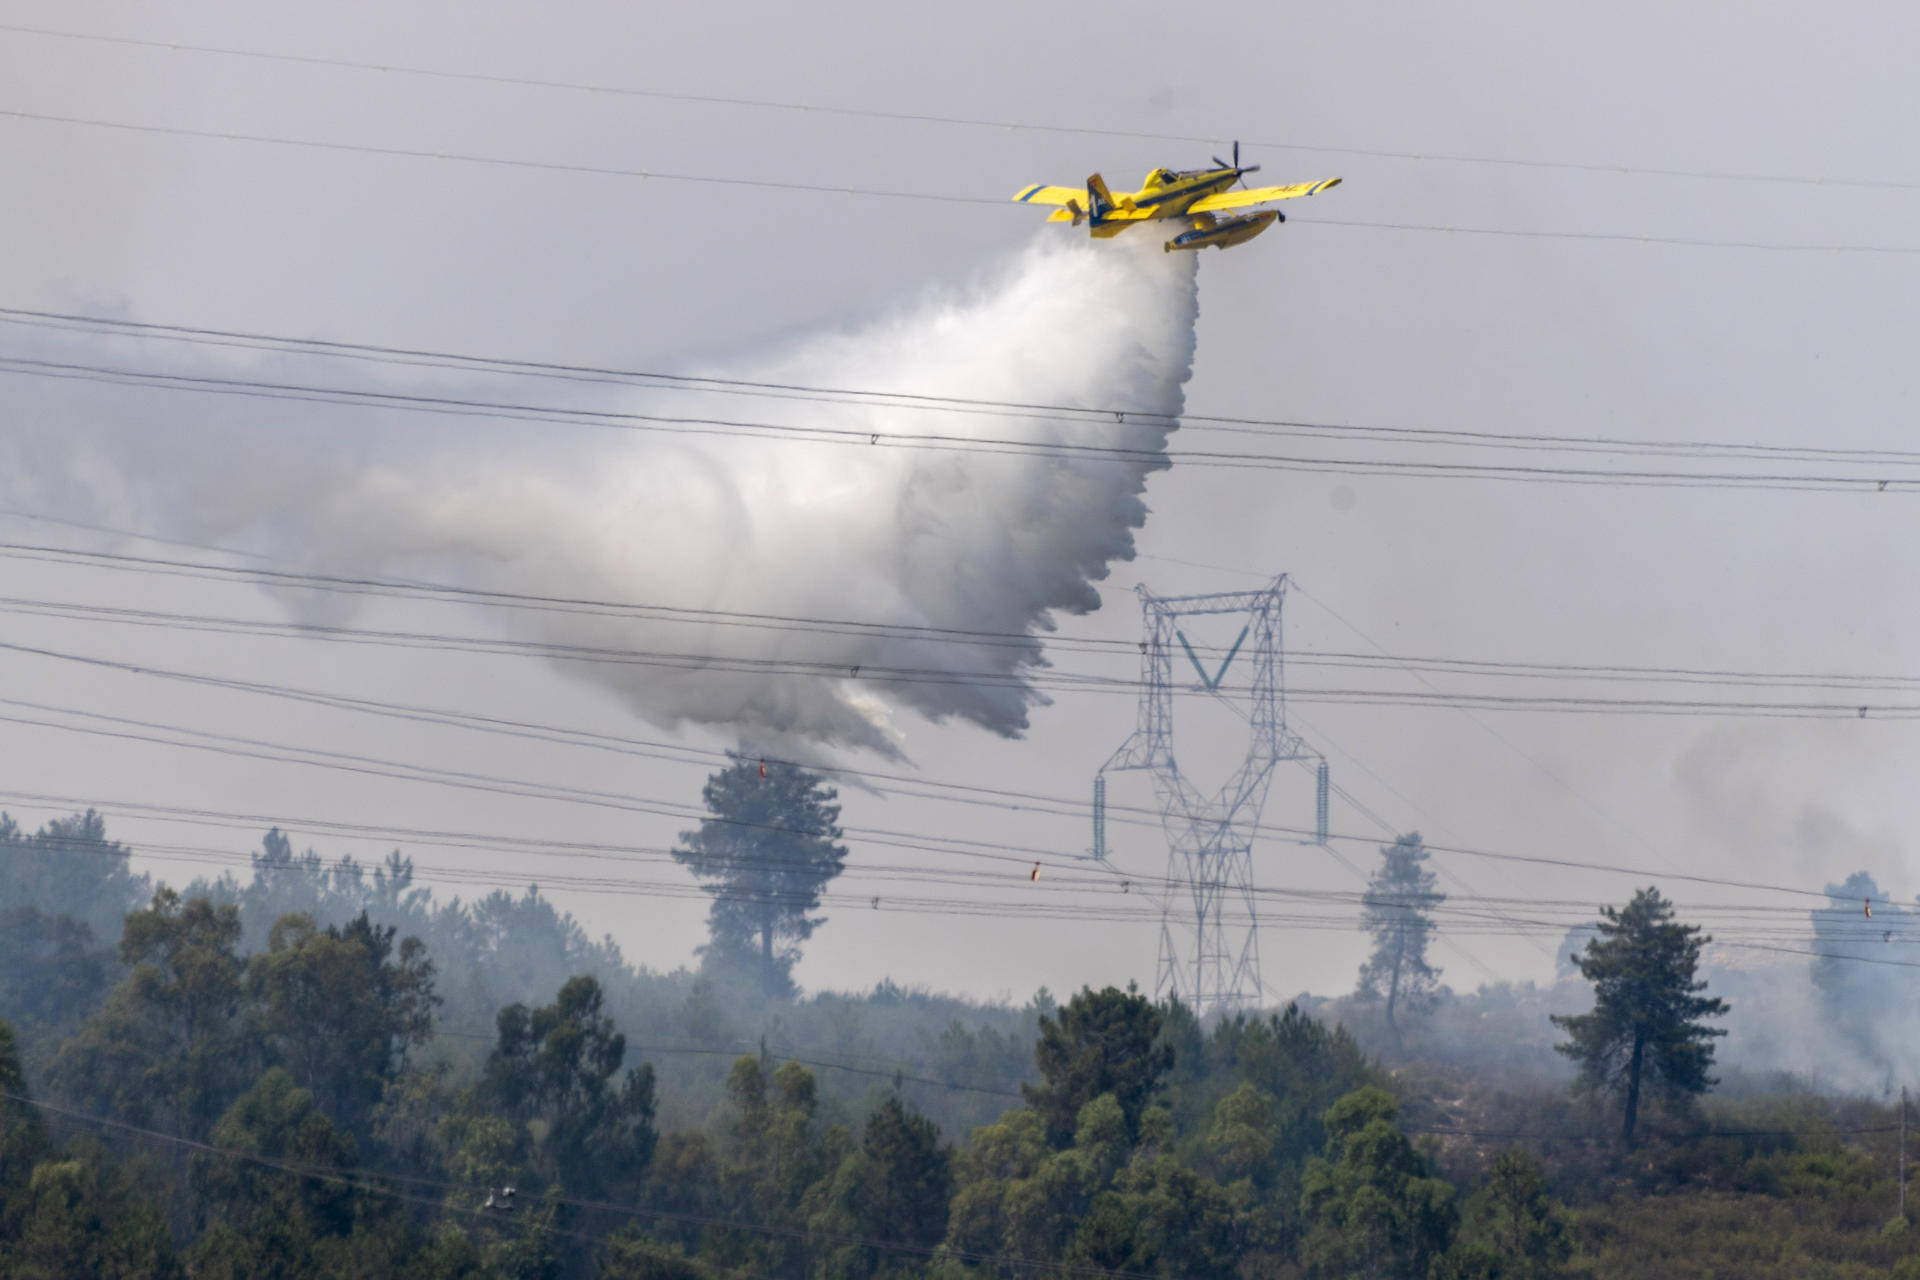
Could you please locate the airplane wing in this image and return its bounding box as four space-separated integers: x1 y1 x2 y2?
1012 184 1085 206
1187 178 1342 213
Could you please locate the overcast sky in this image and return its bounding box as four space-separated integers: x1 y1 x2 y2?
1 0 1916 1007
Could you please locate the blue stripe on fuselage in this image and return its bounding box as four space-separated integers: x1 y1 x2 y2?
1135 172 1235 211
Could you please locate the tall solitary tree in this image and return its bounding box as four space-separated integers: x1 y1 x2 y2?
1552 887 1728 1142
1355 833 1445 1049
673 752 848 997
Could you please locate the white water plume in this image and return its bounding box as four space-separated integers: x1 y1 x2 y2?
0 235 1200 755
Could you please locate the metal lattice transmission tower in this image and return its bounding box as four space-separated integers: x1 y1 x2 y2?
1095 577 1326 1017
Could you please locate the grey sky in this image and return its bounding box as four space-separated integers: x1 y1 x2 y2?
0 0 1916 1007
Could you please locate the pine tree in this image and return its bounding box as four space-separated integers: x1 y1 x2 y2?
672 752 848 997
855 1097 953 1258
1022 985 1172 1147
1355 834 1444 1050
1552 886 1728 1142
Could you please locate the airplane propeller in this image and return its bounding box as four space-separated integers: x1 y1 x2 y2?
1211 141 1259 187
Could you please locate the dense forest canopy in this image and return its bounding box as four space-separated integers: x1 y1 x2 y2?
3 806 1920 1277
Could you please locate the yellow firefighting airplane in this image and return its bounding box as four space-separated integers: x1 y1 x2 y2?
1012 142 1340 252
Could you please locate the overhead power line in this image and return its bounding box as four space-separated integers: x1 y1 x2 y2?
14 804 1920 962
0 636 1170 832
4 107 1920 255
10 656 1915 962
31 584 1920 697
0 679 1871 905
61 838 1920 961
4 613 1894 919
8 523 1920 702
6 627 1914 875
0 693 1105 871
6 572 1919 718
4 618 1908 963
1 591 1911 721
3 20 1914 193
15 785 1885 929
10 305 1920 472
15 305 1920 468
6 353 1920 493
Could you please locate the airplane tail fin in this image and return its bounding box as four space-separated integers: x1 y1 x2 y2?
1086 174 1116 222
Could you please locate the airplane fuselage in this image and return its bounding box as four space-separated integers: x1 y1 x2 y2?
1122 166 1241 216
1082 166 1247 239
